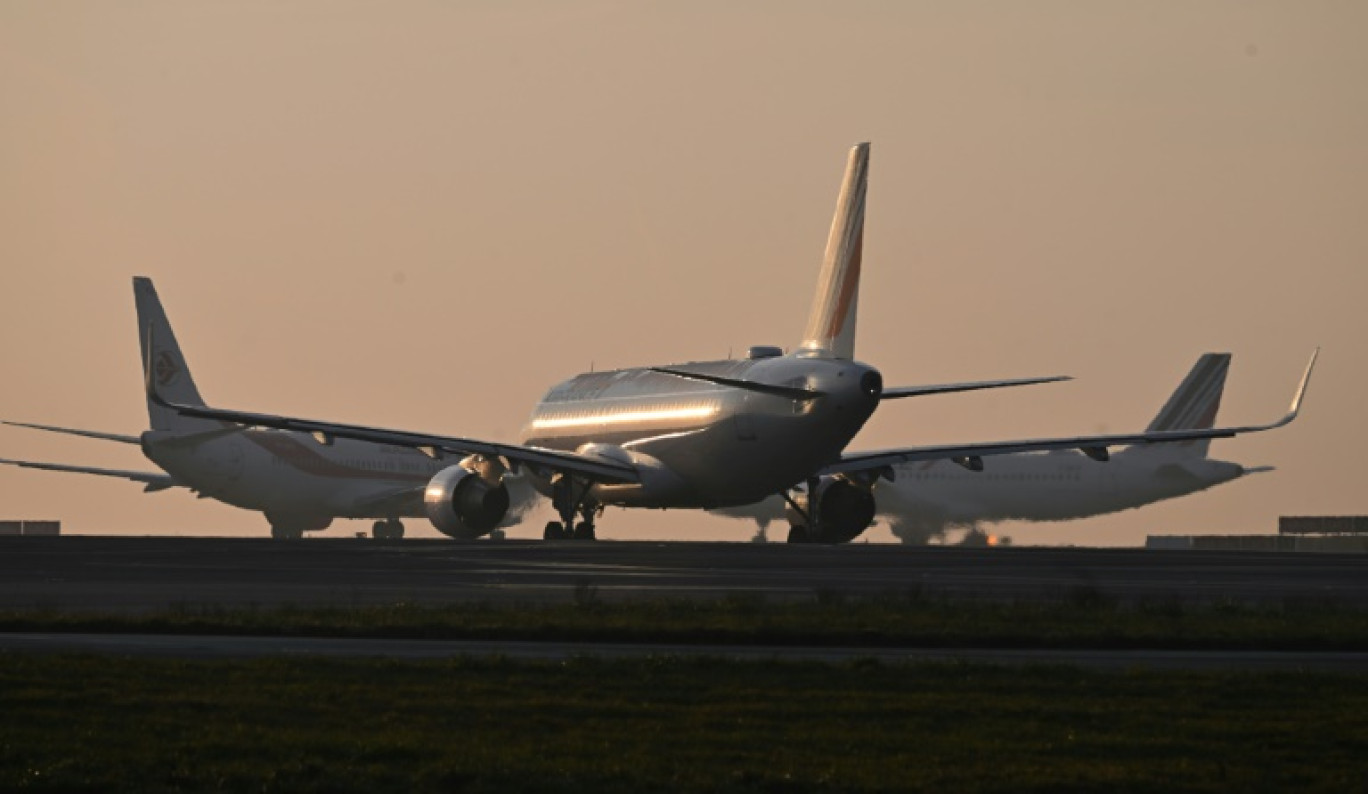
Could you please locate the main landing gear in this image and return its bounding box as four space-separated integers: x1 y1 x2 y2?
543 476 601 541
371 519 405 540
782 477 818 544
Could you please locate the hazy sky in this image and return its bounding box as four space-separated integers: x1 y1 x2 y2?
1 1 1363 544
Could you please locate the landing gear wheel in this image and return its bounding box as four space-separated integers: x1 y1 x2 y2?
573 522 597 541
371 520 404 540
786 525 811 544
544 521 567 540
271 524 304 541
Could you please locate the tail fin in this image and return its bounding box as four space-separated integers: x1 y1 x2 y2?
134 277 210 431
1136 352 1231 458
800 142 869 360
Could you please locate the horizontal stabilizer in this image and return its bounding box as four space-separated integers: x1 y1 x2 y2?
881 375 1071 400
649 368 826 401
2 421 140 445
0 457 178 491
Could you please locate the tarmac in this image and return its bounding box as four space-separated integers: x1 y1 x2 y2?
1 535 1366 612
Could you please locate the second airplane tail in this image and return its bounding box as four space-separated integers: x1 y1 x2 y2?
1125 352 1231 460
135 277 212 432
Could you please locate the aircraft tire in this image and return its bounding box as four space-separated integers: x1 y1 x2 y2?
786 525 811 544
271 524 304 541
573 522 597 541
544 521 566 540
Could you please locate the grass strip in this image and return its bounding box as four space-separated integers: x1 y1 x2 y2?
3 591 1368 650
1 654 1366 793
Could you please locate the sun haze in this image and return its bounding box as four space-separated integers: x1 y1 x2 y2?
0 2 1362 544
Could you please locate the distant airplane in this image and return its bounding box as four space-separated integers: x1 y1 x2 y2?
1 278 537 539
714 353 1281 544
143 142 1316 543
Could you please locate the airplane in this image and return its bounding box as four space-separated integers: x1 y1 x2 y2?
144 142 1317 544
1 278 538 539
713 352 1282 544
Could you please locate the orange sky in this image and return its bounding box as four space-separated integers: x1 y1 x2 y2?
1 1 1363 544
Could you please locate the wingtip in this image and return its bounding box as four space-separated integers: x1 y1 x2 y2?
1288 347 1319 415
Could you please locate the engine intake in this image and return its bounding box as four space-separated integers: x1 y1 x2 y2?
424 464 511 539
785 476 876 544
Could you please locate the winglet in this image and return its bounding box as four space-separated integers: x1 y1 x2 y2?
1277 347 1318 428
800 142 869 360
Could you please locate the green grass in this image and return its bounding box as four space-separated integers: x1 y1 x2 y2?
1 654 1366 792
3 592 1368 650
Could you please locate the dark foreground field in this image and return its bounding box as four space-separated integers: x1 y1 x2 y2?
5 593 1368 650
2 654 1366 793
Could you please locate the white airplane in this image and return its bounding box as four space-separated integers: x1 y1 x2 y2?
714 352 1281 543
1 278 537 539
142 142 1318 544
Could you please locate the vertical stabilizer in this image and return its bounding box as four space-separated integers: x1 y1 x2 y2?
1137 352 1231 458
800 142 869 360
134 277 209 431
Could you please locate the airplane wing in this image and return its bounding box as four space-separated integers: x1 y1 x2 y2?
2 421 141 445
145 371 640 485
825 349 1317 478
0 457 179 492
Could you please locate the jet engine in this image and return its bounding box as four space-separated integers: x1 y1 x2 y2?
785 476 876 544
423 461 510 539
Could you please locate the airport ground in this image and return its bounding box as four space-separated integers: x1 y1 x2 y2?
3 535 1368 611
4 536 1367 791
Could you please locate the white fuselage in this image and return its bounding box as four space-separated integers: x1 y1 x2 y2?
718 448 1247 540
140 427 448 526
519 354 882 509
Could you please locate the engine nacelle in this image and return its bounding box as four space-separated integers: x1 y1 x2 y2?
423 463 511 539
785 476 876 544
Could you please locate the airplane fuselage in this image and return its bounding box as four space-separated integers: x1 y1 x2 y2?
519 353 883 509
881 450 1246 527
717 448 1248 540
141 428 447 526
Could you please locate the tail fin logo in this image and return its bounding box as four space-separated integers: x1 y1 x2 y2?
154 351 181 388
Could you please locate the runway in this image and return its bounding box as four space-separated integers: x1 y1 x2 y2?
1 536 1366 612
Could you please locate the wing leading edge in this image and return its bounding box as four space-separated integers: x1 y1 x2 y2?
143 353 639 485
825 349 1318 478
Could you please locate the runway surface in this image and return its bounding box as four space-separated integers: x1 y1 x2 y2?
5 632 1368 671
1 536 1366 612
